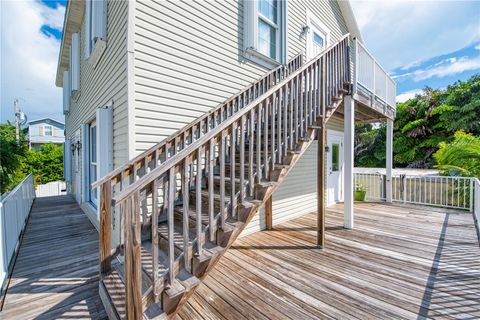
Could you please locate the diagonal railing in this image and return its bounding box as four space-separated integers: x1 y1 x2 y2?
96 35 350 318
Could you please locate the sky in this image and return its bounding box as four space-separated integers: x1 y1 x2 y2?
1 0 479 124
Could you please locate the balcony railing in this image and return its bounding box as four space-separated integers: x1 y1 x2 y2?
354 39 396 110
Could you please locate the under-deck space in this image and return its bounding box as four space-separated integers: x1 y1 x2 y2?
176 203 480 319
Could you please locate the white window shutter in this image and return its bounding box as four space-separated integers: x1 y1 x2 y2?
84 0 92 58
81 124 90 203
92 0 107 43
96 102 113 180
64 139 72 182
63 70 70 114
71 33 80 92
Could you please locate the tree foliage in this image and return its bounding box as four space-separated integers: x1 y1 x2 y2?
434 131 480 178
0 123 26 193
0 123 64 193
355 74 480 169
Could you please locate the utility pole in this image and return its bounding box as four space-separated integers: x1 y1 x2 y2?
14 99 20 142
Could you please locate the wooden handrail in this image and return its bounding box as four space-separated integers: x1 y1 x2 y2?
99 34 350 318
112 34 350 205
91 54 303 189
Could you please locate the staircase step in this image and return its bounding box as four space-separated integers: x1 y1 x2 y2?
192 242 224 278
162 269 200 315
158 222 194 256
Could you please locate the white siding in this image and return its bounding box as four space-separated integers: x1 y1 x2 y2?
65 0 129 206
131 0 351 232
133 0 275 153
242 114 345 236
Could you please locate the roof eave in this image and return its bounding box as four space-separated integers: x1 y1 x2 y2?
337 0 363 43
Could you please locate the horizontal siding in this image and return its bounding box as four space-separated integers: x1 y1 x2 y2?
132 0 351 231
288 0 349 60
65 0 129 204
242 142 319 236
133 0 268 154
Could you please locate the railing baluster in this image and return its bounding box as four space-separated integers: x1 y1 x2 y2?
289 78 294 150
283 84 288 157
167 169 175 285
151 178 159 299
249 109 255 195
277 86 283 160
271 93 276 166
230 123 237 218
208 140 215 241
294 76 299 144
257 104 262 183
220 132 226 229
240 116 245 202
195 148 202 255
182 158 191 272
264 98 269 180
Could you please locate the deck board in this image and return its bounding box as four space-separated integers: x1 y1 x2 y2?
1 195 106 320
177 203 480 320
1 196 478 319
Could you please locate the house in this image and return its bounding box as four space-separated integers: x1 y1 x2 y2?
26 118 65 150
55 0 396 318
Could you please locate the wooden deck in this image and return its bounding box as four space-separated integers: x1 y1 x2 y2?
1 198 479 319
1 195 106 319
177 203 480 320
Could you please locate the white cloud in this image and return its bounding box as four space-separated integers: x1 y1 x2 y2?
396 89 423 103
412 55 480 81
0 1 65 123
350 1 480 71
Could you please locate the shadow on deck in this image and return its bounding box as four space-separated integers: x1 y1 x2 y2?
177 203 480 320
1 195 106 319
1 197 479 319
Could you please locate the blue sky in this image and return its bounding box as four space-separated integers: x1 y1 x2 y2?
1 1 479 123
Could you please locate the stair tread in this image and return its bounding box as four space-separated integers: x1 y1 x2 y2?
102 269 126 319
158 223 194 251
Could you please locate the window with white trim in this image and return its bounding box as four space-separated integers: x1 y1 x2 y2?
44 125 52 136
244 0 287 68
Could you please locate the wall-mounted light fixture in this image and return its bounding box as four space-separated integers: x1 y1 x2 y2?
300 25 310 37
325 146 330 152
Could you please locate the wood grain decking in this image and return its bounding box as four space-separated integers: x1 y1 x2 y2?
1 195 106 319
1 197 478 319
177 203 480 320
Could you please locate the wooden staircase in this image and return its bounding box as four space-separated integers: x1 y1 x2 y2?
93 35 350 319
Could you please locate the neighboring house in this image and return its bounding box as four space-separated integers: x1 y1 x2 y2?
56 0 396 318
26 118 65 150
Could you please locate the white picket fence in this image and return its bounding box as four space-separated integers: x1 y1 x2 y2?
473 178 480 236
36 181 67 197
0 174 35 294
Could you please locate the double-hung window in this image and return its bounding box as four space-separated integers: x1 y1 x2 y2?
44 125 52 137
244 0 287 68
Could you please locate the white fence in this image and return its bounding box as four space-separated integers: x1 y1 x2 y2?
354 172 476 211
355 39 396 109
0 174 35 294
354 173 386 201
36 181 67 197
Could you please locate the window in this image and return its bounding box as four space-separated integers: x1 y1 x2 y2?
244 0 287 68
89 122 97 207
306 11 330 61
44 125 52 136
63 70 70 114
85 0 107 59
331 144 339 172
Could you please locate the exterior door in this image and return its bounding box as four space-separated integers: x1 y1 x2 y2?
306 12 329 61
327 130 344 206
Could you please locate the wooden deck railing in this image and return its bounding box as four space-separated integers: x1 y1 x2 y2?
95 35 350 318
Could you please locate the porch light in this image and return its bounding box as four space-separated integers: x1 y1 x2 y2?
325 146 330 152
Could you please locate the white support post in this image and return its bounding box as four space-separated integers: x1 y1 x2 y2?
386 119 393 203
344 95 354 229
